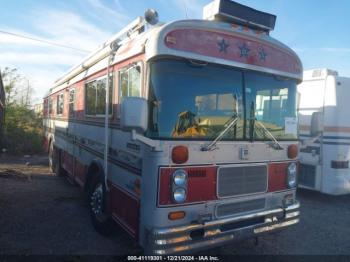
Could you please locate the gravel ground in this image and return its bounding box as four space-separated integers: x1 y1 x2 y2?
1 155 350 256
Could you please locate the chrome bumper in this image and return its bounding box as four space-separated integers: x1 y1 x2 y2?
148 202 300 255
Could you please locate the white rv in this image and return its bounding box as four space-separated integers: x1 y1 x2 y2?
298 69 350 195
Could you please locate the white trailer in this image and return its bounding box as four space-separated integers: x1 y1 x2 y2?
298 69 350 195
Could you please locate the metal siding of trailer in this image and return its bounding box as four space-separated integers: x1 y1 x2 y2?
322 77 350 194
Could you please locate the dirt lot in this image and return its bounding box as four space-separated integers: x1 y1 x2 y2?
1 155 350 255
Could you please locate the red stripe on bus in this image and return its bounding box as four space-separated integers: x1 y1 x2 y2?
109 183 140 239
158 166 217 206
74 160 87 187
268 162 288 192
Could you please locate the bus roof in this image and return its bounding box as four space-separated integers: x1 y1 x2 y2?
49 8 302 96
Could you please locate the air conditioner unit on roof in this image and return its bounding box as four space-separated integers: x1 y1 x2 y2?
203 0 276 32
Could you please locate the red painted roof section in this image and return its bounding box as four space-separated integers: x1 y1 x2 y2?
165 29 301 75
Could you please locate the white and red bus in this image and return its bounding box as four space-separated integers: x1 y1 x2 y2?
43 0 302 255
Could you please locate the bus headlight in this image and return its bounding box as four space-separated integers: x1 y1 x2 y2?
173 188 187 203
172 169 188 203
173 169 187 187
287 163 297 188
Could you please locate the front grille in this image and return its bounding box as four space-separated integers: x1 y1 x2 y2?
217 165 267 197
216 198 266 218
299 164 316 188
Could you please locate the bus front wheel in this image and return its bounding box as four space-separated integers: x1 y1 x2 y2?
89 176 113 236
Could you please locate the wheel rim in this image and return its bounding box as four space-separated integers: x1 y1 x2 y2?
90 183 104 220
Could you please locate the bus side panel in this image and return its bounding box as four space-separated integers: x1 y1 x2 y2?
110 183 140 239
62 150 75 177
74 159 87 187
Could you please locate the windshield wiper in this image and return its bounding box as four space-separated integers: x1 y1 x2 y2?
248 101 283 150
255 120 284 150
201 116 239 151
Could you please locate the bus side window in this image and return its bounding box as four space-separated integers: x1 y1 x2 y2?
57 93 64 116
69 88 75 117
85 76 112 117
119 63 142 100
48 97 53 116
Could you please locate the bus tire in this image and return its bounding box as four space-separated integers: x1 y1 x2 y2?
89 174 113 236
52 146 64 177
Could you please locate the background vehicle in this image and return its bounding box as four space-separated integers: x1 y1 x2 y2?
43 0 302 254
298 68 350 195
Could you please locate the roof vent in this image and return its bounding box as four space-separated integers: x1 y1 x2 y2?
203 0 276 32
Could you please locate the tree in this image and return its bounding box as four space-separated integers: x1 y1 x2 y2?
1 67 42 154
1 67 34 107
3 104 43 154
2 67 20 106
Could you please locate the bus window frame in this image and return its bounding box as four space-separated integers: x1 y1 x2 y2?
84 74 114 118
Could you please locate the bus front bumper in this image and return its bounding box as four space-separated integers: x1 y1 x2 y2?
148 201 300 255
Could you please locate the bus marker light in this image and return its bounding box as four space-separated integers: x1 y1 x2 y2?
172 146 189 164
166 36 177 44
287 144 298 159
168 211 186 220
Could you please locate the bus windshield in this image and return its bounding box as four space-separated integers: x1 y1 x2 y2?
147 58 298 141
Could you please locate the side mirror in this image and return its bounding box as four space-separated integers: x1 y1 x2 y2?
310 111 323 137
120 97 148 133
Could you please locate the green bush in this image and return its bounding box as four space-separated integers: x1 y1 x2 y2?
2 104 43 155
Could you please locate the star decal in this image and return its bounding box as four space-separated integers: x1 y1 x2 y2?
258 48 267 61
217 38 229 53
238 43 250 58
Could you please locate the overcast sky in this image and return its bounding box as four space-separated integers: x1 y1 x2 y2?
1 0 350 103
